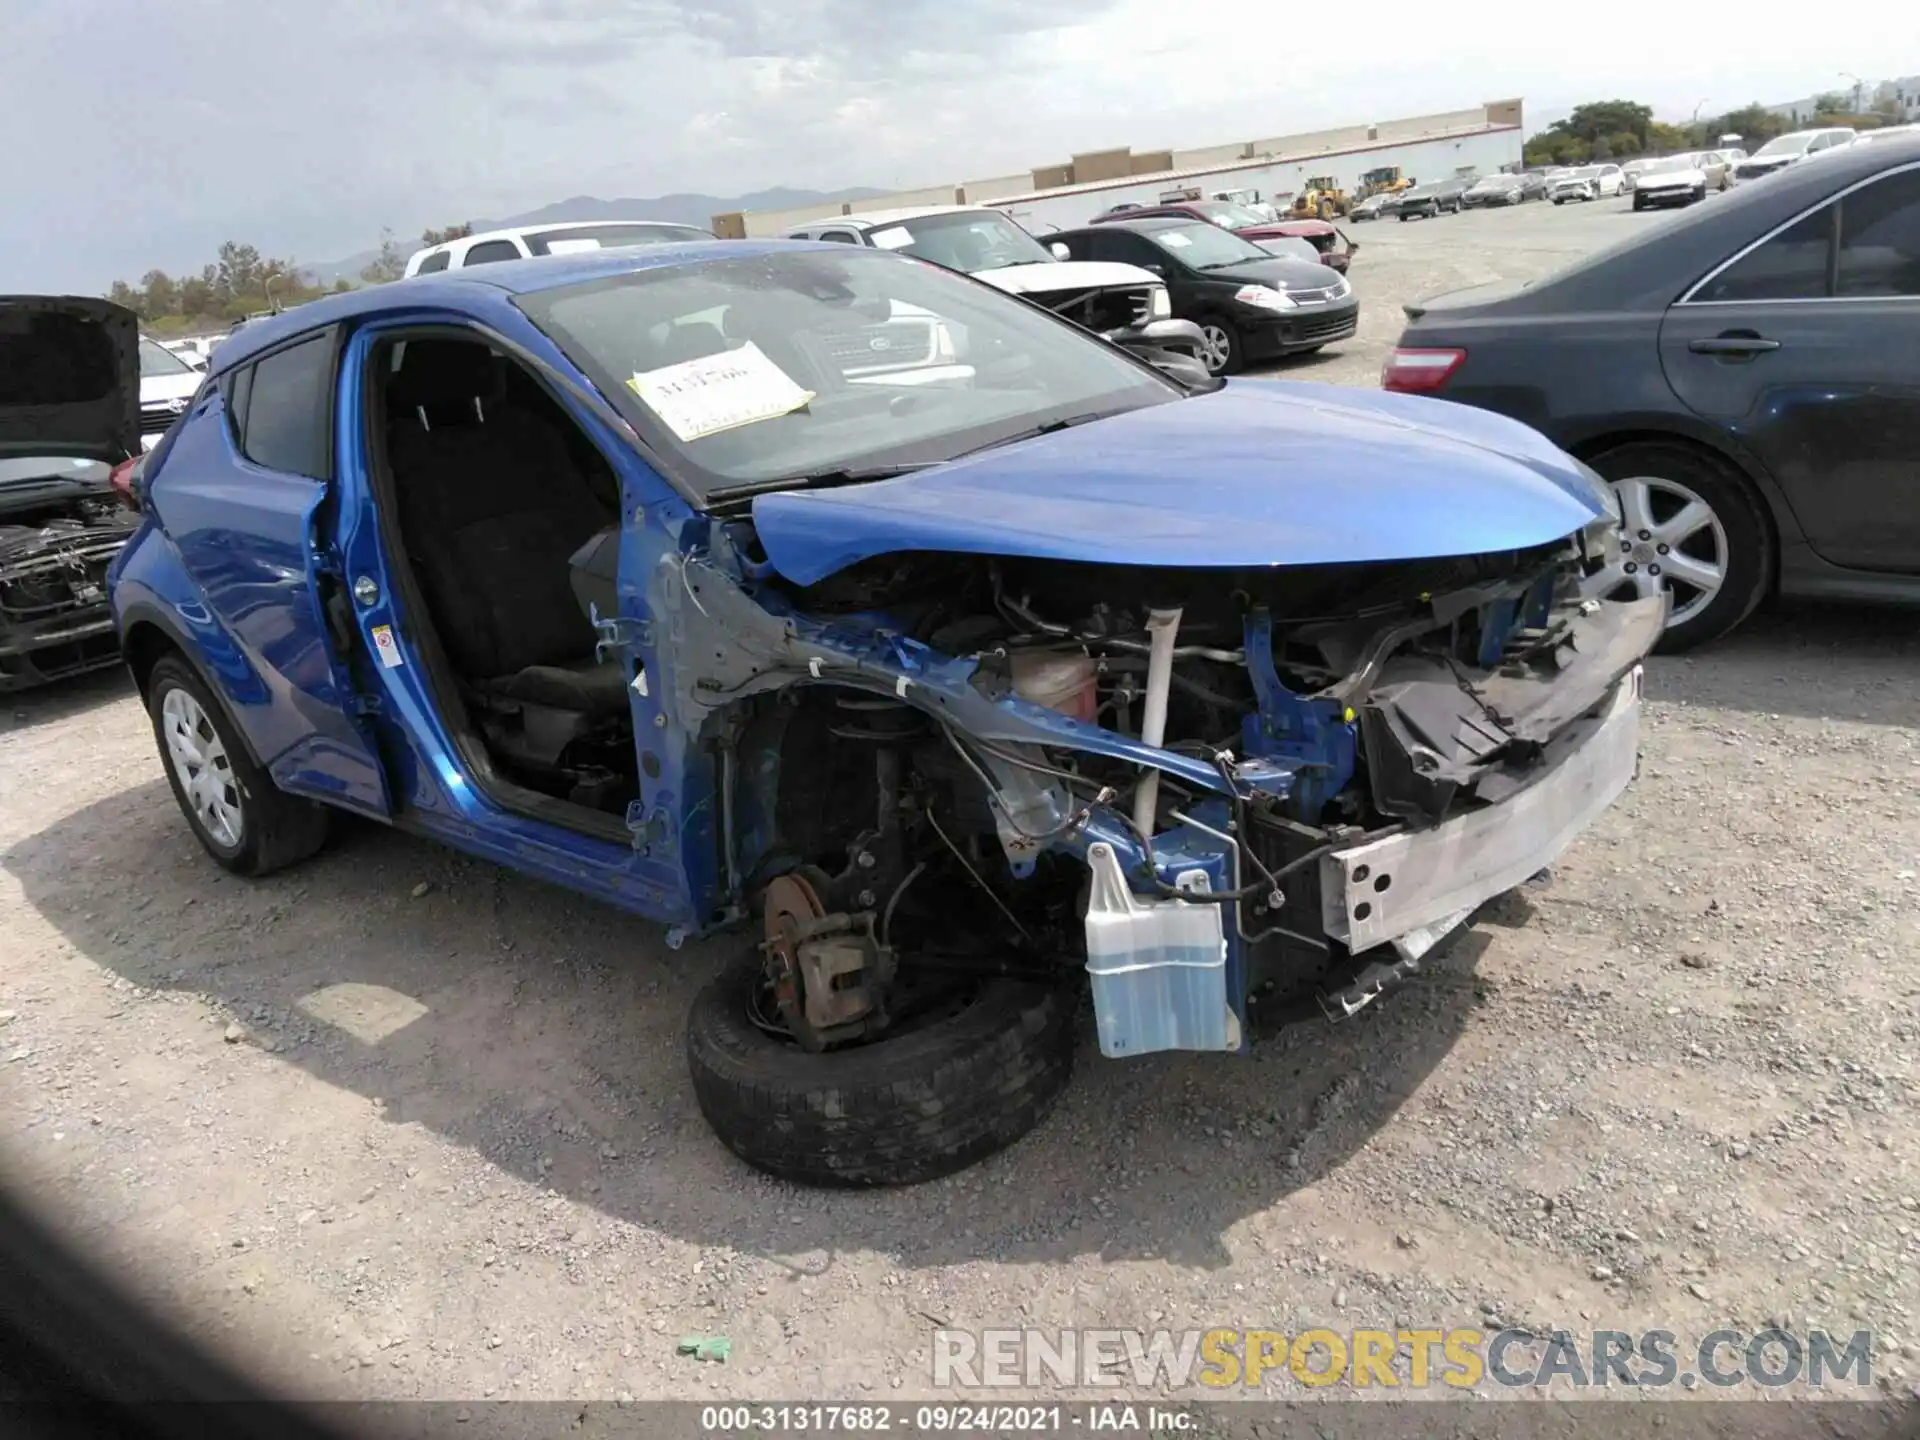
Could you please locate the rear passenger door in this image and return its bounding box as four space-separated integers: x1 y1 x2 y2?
149 329 392 816
1659 161 1920 574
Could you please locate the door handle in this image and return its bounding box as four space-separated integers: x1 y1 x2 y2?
1689 333 1780 356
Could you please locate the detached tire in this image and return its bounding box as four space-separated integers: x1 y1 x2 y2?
146 654 330 876
687 951 1076 1187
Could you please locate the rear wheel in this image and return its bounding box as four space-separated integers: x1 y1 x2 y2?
1196 317 1243 375
686 949 1076 1187
147 654 330 875
1584 441 1772 652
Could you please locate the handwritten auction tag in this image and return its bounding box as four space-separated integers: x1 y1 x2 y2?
626 341 815 442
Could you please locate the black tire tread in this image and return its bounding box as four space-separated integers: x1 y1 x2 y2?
686 951 1076 1187
147 654 331 877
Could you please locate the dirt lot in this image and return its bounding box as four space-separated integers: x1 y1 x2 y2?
3 196 1919 1408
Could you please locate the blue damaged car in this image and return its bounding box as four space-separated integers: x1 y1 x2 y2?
108 241 1660 1186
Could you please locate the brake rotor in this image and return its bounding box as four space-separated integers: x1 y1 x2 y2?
762 871 827 1035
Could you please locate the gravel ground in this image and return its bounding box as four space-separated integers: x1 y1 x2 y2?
3 196 1918 1410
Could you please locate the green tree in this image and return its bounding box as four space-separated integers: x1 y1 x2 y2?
1713 104 1788 145
1560 101 1654 148
421 223 472 246
1812 91 1849 116
359 228 406 285
1646 121 1692 153
140 270 179 318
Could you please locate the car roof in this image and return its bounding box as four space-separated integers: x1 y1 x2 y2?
209 239 815 372
1085 214 1216 234
787 205 982 232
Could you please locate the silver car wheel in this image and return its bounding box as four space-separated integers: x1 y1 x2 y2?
161 687 245 849
1198 324 1233 374
1587 475 1729 627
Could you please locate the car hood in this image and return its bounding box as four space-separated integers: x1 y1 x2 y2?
1235 220 1335 240
750 380 1609 585
1195 255 1344 291
971 261 1156 295
0 296 141 464
140 371 203 405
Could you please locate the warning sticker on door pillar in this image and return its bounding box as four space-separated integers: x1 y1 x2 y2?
370 624 404 669
626 340 815 442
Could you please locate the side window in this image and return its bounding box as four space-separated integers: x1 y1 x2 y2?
1693 205 1835 302
1837 167 1920 297
1102 232 1164 269
462 239 521 266
1050 233 1095 263
237 334 334 479
222 364 254 445
416 250 451 274
817 230 860 245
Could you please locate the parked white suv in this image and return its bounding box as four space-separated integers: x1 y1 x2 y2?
404 220 714 277
1729 128 1856 184
781 206 1205 377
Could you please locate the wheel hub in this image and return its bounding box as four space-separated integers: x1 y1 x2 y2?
761 872 891 1051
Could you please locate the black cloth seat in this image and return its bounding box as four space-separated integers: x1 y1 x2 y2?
483 656 629 713
384 339 621 716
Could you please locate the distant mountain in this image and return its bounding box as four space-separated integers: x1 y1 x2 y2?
303 185 888 284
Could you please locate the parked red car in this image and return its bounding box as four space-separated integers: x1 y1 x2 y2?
1090 199 1357 273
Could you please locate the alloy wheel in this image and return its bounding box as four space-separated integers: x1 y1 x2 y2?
160 687 245 848
1198 324 1234 374
1589 475 1729 627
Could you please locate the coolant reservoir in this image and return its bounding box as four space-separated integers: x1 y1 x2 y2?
1010 650 1098 723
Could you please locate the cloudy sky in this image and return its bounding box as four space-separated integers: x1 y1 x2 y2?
4 0 1906 291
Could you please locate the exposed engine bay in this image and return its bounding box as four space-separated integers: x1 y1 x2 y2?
0 492 138 691
665 513 1658 1055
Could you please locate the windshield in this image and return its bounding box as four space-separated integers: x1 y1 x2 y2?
1142 222 1269 268
866 212 1054 274
138 338 194 377
1754 133 1816 158
526 224 708 255
1645 154 1702 174
1191 201 1267 229
517 248 1175 499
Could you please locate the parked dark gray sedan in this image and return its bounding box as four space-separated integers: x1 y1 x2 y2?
1383 135 1920 649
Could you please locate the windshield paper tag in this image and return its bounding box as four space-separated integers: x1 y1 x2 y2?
867 226 914 250
1160 232 1193 248
627 341 815 442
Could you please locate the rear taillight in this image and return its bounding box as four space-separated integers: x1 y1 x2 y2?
109 455 145 512
1380 346 1466 394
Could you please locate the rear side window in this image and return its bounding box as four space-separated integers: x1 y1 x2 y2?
227 334 334 479
416 250 451 274
462 240 522 266
1693 206 1834 302
1837 167 1920 296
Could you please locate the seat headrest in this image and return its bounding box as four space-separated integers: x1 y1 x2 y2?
389 340 503 411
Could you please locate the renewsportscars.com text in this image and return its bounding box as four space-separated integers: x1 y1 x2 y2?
933 1326 1876 1392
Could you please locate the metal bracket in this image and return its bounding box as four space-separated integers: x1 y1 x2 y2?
590 603 653 663
1238 607 1357 821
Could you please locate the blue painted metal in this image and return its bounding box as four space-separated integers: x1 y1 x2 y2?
750 378 1612 585
1477 596 1519 668
1237 608 1357 822
328 311 708 924
131 376 392 818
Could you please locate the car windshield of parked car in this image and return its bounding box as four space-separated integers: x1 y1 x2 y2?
1256 237 1321 262
1142 222 1269 268
1564 166 1604 180
517 249 1177 498
862 212 1054 275
1754 133 1816 159
138 337 193 378
1191 201 1268 229
526 224 707 255
1644 154 1701 174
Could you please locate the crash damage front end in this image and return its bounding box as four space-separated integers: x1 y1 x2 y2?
662 462 1654 1059
0 499 137 690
